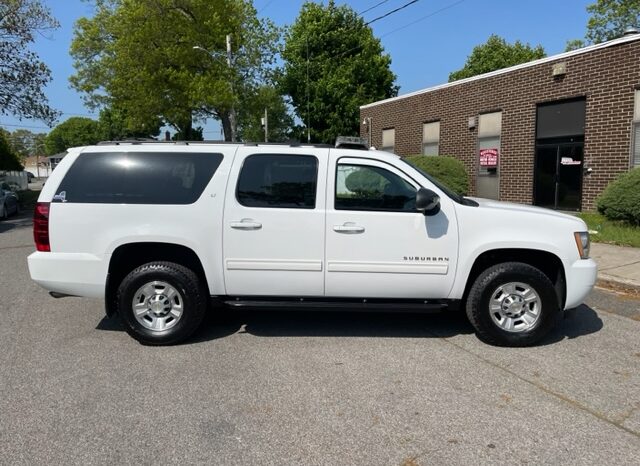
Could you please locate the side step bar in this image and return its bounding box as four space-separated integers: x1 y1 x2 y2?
221 297 453 313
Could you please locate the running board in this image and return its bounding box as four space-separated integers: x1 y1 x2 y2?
221 297 452 313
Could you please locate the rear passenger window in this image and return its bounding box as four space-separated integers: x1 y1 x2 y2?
55 152 223 204
236 154 318 209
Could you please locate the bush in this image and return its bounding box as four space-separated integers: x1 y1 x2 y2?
405 156 469 195
596 168 640 225
345 167 387 198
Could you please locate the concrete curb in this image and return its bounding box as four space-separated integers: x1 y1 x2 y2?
596 277 640 296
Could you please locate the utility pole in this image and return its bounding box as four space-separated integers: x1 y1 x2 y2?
263 108 268 142
226 34 237 142
306 37 311 143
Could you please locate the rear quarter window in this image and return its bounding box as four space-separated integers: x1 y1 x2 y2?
55 152 223 204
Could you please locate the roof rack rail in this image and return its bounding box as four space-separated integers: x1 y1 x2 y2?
95 139 334 148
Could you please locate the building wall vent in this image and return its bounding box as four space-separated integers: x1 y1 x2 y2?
552 62 567 77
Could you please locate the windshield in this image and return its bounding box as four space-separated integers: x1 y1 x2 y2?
399 158 467 204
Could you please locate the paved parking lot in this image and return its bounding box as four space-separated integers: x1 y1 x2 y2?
1 212 639 465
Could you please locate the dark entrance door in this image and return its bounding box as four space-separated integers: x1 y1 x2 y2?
534 142 584 210
534 98 586 210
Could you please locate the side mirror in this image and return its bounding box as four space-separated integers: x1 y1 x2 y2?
416 188 440 216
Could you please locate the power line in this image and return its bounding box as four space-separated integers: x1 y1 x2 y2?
365 0 422 25
359 0 390 16
257 0 276 14
380 0 467 37
322 0 467 61
0 123 51 130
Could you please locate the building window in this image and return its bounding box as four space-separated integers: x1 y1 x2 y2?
478 112 502 175
381 128 395 153
422 121 440 156
632 90 640 167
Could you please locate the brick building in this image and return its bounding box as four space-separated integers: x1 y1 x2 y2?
360 33 640 211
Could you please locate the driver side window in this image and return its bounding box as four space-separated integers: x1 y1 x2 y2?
335 163 416 212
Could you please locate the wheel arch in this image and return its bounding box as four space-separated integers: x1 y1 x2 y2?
461 248 566 309
105 242 209 317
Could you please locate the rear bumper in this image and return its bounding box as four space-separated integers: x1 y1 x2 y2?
564 258 597 309
28 251 108 298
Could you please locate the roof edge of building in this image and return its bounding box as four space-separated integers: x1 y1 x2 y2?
361 34 640 110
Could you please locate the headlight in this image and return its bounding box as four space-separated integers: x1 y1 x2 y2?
574 231 590 259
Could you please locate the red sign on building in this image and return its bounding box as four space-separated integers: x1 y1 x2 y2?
479 148 499 167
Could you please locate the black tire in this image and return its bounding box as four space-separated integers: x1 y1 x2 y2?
1 203 7 220
117 261 207 345
465 262 560 347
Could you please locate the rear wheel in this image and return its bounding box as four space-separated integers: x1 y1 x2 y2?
117 261 206 345
466 262 560 347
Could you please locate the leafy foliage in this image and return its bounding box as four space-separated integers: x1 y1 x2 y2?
566 1 640 49
345 167 388 198
585 0 640 43
237 86 294 142
565 39 587 52
0 129 24 170
97 106 161 141
0 0 60 124
70 0 280 141
7 129 46 162
448 35 545 82
44 117 103 154
281 1 397 144
405 156 469 195
596 168 640 225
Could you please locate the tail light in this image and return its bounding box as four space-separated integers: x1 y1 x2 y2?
33 202 50 252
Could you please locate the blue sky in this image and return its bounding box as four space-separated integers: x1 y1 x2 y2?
1 0 591 138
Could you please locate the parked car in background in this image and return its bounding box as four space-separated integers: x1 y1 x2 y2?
26 171 35 182
0 182 20 219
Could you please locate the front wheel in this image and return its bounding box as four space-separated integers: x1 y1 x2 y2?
466 262 560 347
117 261 207 345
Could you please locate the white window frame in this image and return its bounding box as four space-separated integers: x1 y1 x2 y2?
381 128 395 153
631 90 640 167
478 112 502 176
422 121 440 156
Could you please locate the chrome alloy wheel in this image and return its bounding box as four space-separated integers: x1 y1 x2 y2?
132 281 183 331
489 282 541 333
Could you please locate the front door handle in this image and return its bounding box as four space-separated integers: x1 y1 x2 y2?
333 223 365 234
230 219 262 230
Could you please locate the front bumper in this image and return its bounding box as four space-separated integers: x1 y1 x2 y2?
564 258 597 309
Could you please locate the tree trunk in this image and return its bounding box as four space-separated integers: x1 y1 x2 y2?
221 111 233 142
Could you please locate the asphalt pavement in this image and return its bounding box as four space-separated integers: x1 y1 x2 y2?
1 212 639 465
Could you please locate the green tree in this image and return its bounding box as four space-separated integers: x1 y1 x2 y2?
281 1 397 144
449 35 546 82
70 0 280 141
565 39 587 52
44 117 102 154
237 86 294 142
8 129 46 163
585 0 640 43
0 129 23 170
0 0 60 124
97 106 161 141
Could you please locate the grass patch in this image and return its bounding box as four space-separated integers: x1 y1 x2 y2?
578 212 640 248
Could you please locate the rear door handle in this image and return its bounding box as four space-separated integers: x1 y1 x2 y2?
333 223 365 234
230 219 262 230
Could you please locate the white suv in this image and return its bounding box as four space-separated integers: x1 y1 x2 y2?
28 141 597 346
